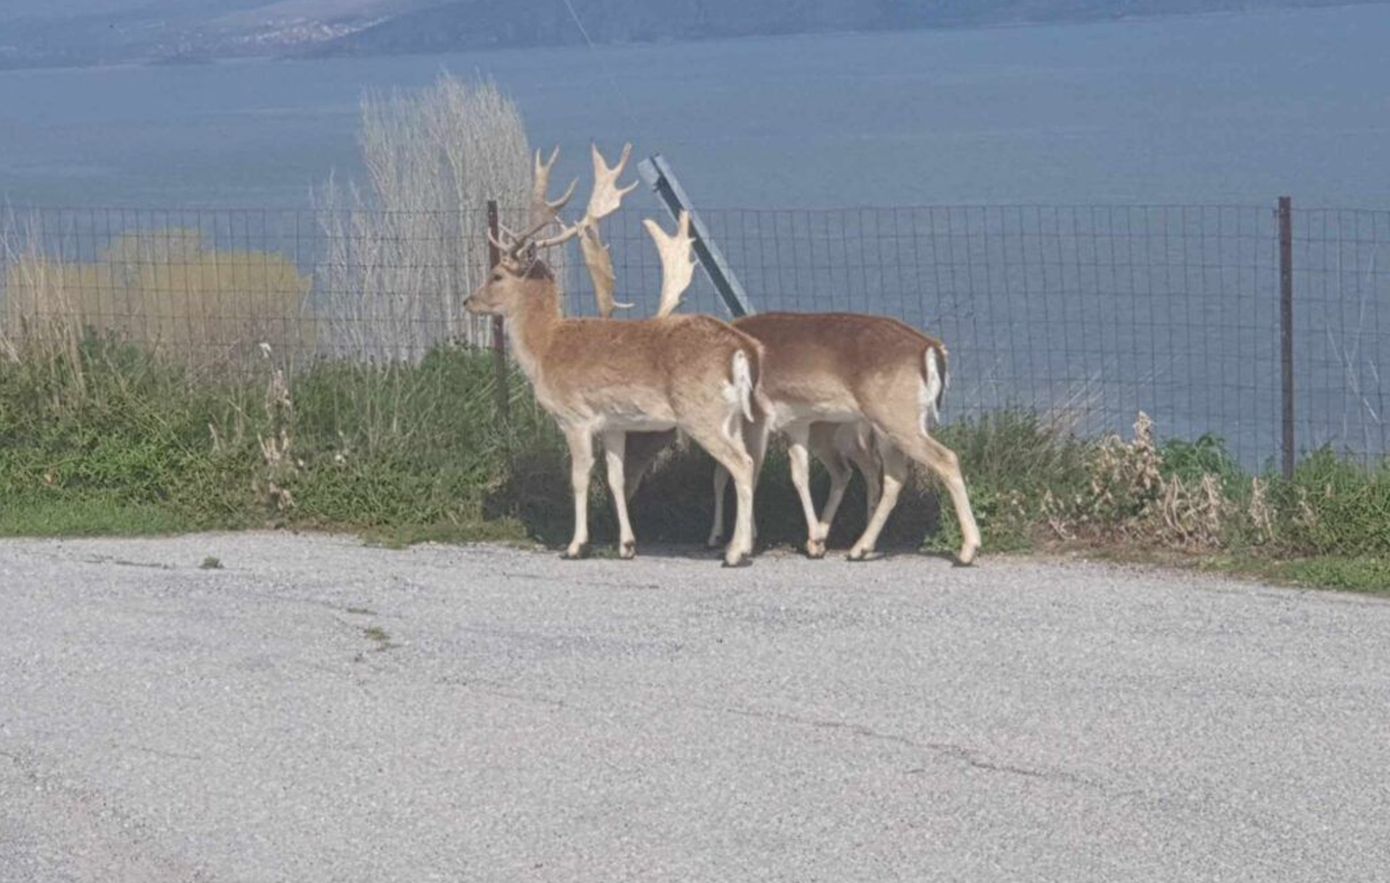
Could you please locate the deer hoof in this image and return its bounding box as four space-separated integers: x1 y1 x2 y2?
619 540 637 560
722 550 752 568
847 547 880 562
955 544 979 566
805 539 827 559
706 534 724 549
562 543 589 560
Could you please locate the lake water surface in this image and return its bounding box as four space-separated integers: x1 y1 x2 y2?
1 4 1389 209
1 5 1387 464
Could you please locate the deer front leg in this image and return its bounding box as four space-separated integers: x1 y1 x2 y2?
808 422 852 552
562 426 595 559
602 430 637 559
785 423 825 558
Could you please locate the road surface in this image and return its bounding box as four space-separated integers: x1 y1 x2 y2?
1 533 1387 881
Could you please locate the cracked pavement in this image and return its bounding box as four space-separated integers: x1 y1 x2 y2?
2 533 1388 881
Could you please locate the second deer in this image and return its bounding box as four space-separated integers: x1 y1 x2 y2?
621 221 980 564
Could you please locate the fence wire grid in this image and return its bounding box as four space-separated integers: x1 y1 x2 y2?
1 200 1386 469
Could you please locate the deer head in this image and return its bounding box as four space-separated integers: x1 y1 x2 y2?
471 143 637 318
464 256 555 318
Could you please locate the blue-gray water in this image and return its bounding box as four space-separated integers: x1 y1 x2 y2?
2 4 1389 209
0 5 1386 466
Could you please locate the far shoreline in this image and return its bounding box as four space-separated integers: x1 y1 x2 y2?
0 2 1375 77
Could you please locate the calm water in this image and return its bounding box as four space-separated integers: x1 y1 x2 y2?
1 5 1387 464
1 4 1390 209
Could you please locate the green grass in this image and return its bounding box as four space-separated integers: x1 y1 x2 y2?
2 332 1388 593
1276 450 1390 557
1199 554 1390 594
0 496 190 536
0 334 561 538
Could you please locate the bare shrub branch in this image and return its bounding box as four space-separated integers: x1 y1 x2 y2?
316 75 533 362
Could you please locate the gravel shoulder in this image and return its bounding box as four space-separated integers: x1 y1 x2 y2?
2 533 1388 882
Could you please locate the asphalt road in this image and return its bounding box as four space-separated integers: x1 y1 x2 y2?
1 533 1387 882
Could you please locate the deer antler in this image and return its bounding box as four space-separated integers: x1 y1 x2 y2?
581 225 633 317
585 143 637 226
531 142 637 250
497 143 638 315
644 211 695 318
529 146 578 230
490 146 578 260
524 143 637 315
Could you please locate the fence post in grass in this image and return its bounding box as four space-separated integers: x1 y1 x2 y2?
637 154 755 317
1278 196 1295 480
486 199 510 425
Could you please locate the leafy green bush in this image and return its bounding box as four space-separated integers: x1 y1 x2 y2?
1161 433 1243 488
1276 449 1390 556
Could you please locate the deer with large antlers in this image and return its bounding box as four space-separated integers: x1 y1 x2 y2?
465 144 768 566
618 219 979 563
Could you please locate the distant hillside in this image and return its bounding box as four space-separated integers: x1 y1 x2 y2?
308 0 1386 57
1 0 1386 70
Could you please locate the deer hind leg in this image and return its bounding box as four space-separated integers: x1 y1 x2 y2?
683 417 757 567
561 426 595 559
896 430 981 565
848 439 908 561
860 397 981 565
708 391 768 551
743 405 769 548
708 464 730 548
602 430 637 559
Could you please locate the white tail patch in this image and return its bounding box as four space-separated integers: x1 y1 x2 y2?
731 350 755 423
920 347 946 434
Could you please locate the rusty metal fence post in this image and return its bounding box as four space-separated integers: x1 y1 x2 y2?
1278 196 1295 480
486 199 510 424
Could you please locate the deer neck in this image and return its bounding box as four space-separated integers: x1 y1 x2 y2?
504 281 563 385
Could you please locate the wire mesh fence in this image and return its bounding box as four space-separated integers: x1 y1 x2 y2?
1 200 1386 469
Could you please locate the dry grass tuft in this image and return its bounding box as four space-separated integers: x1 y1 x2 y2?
2 226 312 373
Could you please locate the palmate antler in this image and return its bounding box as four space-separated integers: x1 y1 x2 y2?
528 146 579 230
644 211 695 319
490 143 638 317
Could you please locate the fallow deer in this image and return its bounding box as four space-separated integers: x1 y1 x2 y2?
618 218 891 559
617 257 978 563
705 313 980 564
464 144 768 566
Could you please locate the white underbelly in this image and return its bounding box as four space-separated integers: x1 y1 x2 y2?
769 402 862 431
598 415 678 433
